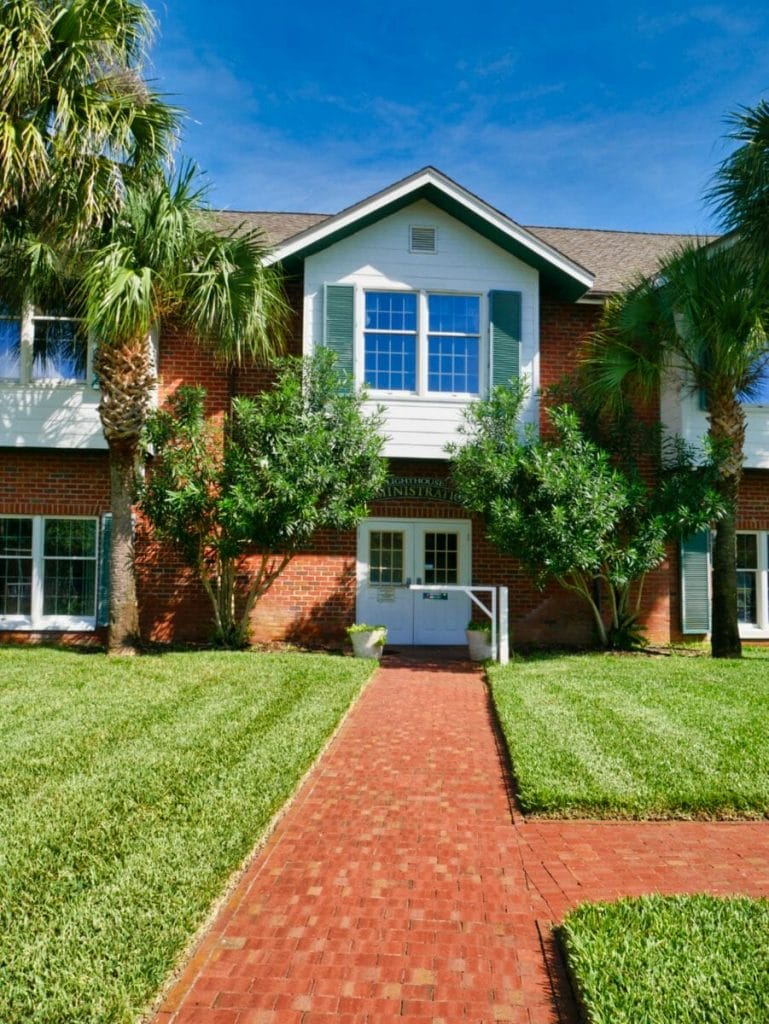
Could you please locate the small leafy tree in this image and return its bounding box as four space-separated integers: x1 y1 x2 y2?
140 351 387 647
450 382 723 648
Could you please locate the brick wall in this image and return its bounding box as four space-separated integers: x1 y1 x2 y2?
6 278 765 651
0 448 111 646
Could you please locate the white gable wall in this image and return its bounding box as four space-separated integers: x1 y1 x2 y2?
303 200 540 459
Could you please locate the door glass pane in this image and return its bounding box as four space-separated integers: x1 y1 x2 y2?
424 532 458 585
0 518 33 615
369 531 404 585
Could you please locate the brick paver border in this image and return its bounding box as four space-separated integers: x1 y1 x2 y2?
153 657 769 1024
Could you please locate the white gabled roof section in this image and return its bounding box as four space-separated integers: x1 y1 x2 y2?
266 167 594 299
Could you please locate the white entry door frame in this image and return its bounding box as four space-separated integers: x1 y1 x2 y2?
356 518 472 645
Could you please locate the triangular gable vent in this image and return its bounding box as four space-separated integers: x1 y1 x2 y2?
410 225 437 253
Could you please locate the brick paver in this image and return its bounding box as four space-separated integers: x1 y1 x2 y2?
154 658 769 1024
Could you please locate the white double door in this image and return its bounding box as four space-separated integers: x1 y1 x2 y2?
356 518 471 645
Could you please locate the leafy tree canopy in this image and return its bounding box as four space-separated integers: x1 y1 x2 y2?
451 382 724 648
141 350 387 647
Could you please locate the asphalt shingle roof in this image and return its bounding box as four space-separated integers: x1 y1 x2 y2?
212 209 716 298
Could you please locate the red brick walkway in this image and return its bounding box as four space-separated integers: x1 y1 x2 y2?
154 658 769 1024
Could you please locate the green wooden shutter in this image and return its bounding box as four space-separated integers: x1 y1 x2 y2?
680 529 711 634
96 514 112 627
490 290 522 389
324 284 355 380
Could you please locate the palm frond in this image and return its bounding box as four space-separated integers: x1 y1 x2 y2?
707 99 769 253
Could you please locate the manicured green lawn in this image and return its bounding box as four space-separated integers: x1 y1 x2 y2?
560 894 769 1024
488 652 769 818
0 647 373 1024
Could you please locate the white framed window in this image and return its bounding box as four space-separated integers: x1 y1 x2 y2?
736 530 769 635
0 516 99 630
361 290 482 397
0 303 91 385
0 304 22 380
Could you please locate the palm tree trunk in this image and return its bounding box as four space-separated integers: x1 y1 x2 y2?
108 439 141 655
708 391 745 659
711 510 741 658
96 337 154 655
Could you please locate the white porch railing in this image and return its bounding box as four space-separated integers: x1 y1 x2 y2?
408 584 510 664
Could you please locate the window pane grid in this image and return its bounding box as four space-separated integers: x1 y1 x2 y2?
0 519 33 616
428 295 480 335
424 532 458 585
369 531 404 585
42 559 96 616
364 333 416 391
43 518 97 617
428 336 479 393
365 292 417 332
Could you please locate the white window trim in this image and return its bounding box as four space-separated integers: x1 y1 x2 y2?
737 530 769 637
0 515 99 631
356 287 486 401
0 304 94 387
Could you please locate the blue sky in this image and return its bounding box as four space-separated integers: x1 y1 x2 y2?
147 1 769 234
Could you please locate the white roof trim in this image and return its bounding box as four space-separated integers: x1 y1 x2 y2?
266 167 595 289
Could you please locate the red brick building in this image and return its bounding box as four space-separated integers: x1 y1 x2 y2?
2 168 766 648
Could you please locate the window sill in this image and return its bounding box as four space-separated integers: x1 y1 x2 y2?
0 380 90 389
0 618 96 632
364 391 480 403
738 625 769 639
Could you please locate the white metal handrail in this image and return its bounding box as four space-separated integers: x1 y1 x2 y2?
408 584 509 664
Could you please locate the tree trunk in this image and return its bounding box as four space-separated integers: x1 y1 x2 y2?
711 510 741 658
708 390 745 659
108 439 141 655
96 337 154 655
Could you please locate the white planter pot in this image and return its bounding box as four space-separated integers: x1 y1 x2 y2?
350 629 387 659
466 629 493 662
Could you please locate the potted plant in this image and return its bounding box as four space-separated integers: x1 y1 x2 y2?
347 623 388 659
466 620 493 661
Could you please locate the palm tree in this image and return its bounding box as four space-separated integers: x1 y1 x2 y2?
708 100 769 260
78 168 289 654
584 242 769 658
0 0 178 235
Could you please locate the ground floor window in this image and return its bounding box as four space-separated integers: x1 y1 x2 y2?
736 531 769 631
0 516 98 629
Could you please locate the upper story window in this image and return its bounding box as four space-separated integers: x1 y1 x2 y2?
0 301 88 384
363 290 481 397
427 294 480 394
32 306 88 381
0 305 21 379
364 292 417 391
